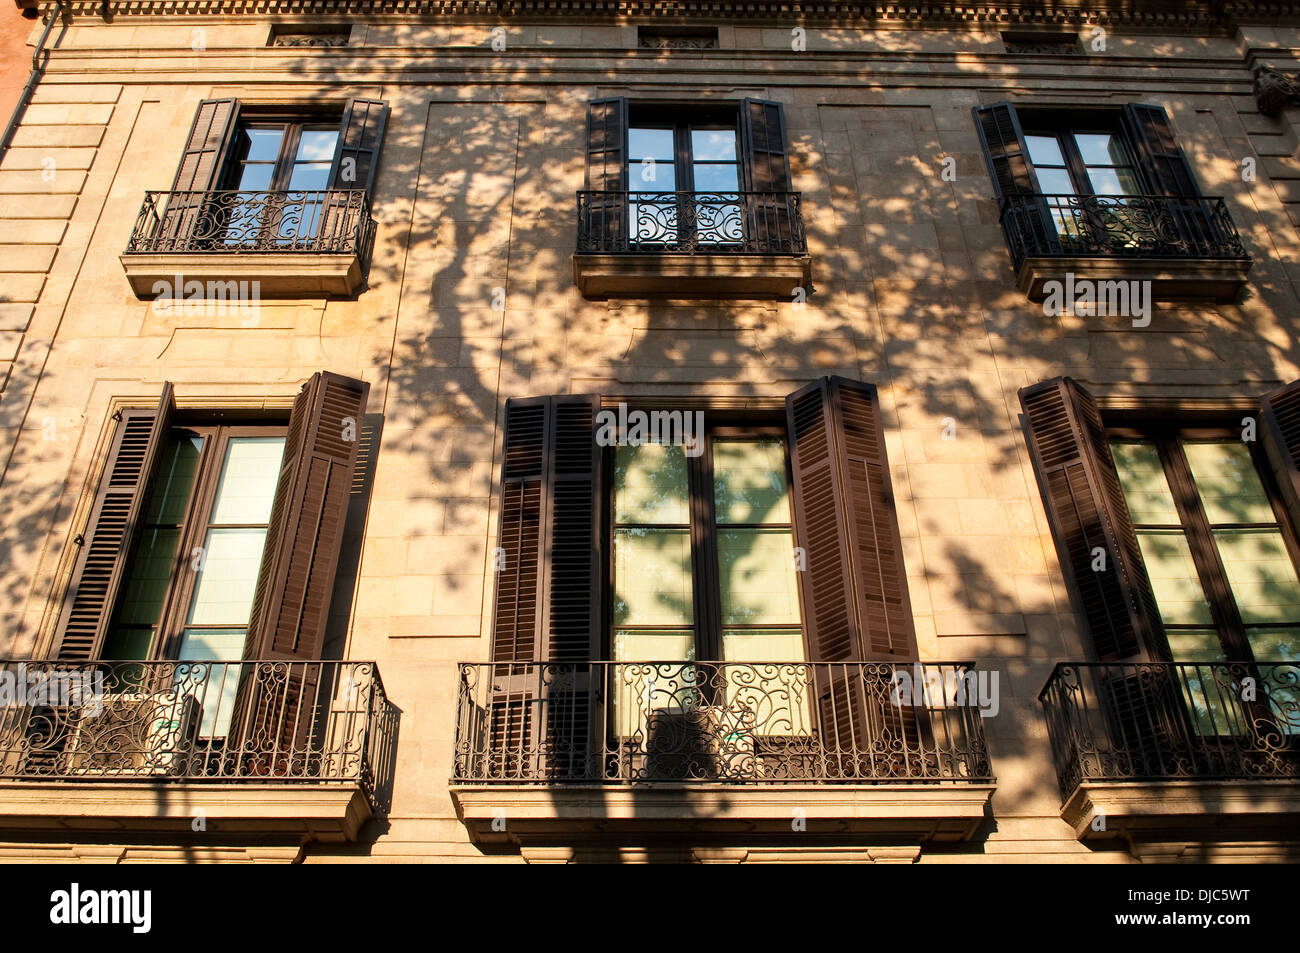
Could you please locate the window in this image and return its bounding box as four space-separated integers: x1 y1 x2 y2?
104 426 286 666
637 26 720 49
1109 425 1300 667
972 102 1250 299
577 97 810 298
51 373 370 669
222 118 340 245
610 427 803 666
626 107 743 248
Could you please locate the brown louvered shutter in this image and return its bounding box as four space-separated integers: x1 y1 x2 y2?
244 371 370 662
741 98 795 253
972 102 1054 255
1018 377 1168 663
487 395 600 778
235 372 368 773
1259 379 1300 537
786 377 920 776
583 98 627 251
164 99 238 246
52 385 175 661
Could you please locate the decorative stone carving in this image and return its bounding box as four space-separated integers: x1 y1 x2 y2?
1255 66 1300 117
271 32 350 48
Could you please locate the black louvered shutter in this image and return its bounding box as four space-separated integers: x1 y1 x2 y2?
1019 377 1169 663
741 98 796 253
164 99 238 247
487 395 601 779
786 377 923 778
234 372 369 771
972 102 1055 257
1120 103 1219 256
583 98 628 252
52 385 175 661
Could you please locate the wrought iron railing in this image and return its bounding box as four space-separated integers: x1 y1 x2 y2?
452 661 993 783
576 190 807 255
998 193 1249 268
0 659 389 802
1039 662 1300 798
124 189 375 256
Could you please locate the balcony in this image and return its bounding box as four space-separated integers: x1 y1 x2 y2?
572 190 813 299
121 189 376 297
999 193 1252 301
0 659 392 846
1039 662 1300 851
450 661 995 860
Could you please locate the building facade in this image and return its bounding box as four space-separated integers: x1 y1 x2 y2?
0 0 1298 863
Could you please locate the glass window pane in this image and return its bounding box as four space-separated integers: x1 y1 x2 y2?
615 443 689 524
628 128 674 161
1166 629 1225 662
287 162 332 191
630 161 675 192
295 129 339 163
613 528 693 625
613 629 695 662
718 528 801 625
1025 135 1066 167
1112 441 1180 524
692 163 739 193
1213 528 1300 625
1034 167 1076 196
210 437 285 524
721 629 810 735
1074 132 1127 166
145 435 203 525
234 163 275 192
1246 628 1300 662
186 527 268 626
1085 167 1139 197
103 627 154 663
690 128 737 162
1182 441 1274 525
1136 529 1214 625
113 528 181 627
176 630 245 736
713 439 790 524
242 128 284 163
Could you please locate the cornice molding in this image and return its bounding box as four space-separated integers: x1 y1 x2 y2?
26 1 1296 32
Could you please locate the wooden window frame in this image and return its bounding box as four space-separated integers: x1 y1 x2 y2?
1106 411 1300 664
603 413 800 664
1020 111 1145 200
217 111 343 193
109 419 288 663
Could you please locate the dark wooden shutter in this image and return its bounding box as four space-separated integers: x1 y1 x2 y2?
244 371 370 662
741 98 795 253
487 395 601 778
329 98 389 194
1018 377 1168 663
583 98 627 251
1259 379 1300 538
234 372 368 774
1121 103 1201 198
972 101 1054 254
165 99 238 245
786 377 921 776
52 385 175 661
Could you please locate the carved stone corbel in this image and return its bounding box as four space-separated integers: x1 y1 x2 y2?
1255 66 1300 117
